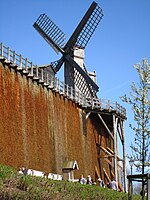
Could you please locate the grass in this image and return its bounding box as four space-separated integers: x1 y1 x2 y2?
0 164 141 200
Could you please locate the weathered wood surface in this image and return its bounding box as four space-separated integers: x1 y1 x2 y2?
0 43 127 190
0 43 126 119
0 59 112 181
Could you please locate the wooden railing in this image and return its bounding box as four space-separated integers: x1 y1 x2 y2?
0 43 126 118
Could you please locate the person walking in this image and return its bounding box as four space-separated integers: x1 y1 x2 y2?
98 177 105 188
109 179 118 191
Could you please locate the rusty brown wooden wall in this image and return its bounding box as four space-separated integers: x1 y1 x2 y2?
0 61 113 180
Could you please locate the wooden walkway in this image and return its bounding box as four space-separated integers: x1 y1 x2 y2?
0 43 126 119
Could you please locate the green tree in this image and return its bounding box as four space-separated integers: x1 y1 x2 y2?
120 59 150 199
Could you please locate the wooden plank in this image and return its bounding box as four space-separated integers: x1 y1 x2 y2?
99 146 123 161
118 182 124 192
117 124 123 141
104 158 113 166
98 155 109 158
111 170 114 178
98 114 114 139
97 155 113 166
103 168 111 182
100 146 113 156
107 146 114 154
95 166 100 178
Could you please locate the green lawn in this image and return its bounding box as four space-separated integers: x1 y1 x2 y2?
0 164 140 200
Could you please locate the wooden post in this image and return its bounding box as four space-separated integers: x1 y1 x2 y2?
128 178 132 200
13 51 16 65
30 62 33 76
113 115 118 182
41 68 44 82
66 84 69 97
63 81 65 95
121 120 127 192
71 86 73 99
148 174 150 200
0 43 3 57
107 100 110 111
19 54 22 69
51 75 54 88
25 58 28 72
57 78 60 92
36 65 38 78
77 90 79 103
46 73 49 85
8 47 10 61
98 114 114 139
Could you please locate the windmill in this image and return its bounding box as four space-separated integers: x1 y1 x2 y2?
33 1 103 98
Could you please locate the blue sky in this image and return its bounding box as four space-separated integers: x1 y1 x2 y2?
1 0 150 169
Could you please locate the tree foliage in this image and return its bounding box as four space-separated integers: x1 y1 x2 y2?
120 59 150 173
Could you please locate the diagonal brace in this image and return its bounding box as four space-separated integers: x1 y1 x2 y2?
98 114 114 139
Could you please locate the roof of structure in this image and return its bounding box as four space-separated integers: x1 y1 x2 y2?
62 160 79 170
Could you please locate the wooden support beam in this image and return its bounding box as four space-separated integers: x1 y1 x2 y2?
103 168 111 182
117 123 123 142
118 182 124 192
104 158 113 166
97 155 113 166
111 170 114 178
99 146 113 156
120 120 124 143
121 120 127 192
98 155 110 158
98 114 114 139
98 146 123 162
128 179 132 200
86 112 91 119
95 166 100 178
113 115 118 182
106 147 114 154
98 154 122 161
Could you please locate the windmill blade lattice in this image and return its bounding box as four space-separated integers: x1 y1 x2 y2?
33 1 103 98
33 14 66 53
75 4 103 49
50 60 60 70
74 68 97 97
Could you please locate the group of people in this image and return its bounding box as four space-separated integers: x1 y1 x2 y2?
79 175 118 191
79 174 96 185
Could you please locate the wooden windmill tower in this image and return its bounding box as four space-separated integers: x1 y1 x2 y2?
33 1 103 98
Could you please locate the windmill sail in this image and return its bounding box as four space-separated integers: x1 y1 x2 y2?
75 4 103 48
64 2 103 51
33 14 66 54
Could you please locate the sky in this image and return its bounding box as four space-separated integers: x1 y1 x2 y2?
1 0 150 171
